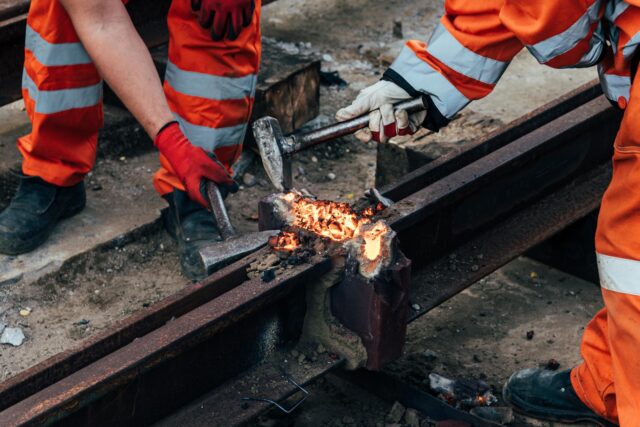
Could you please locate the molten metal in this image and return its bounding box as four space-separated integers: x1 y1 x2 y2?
268 192 392 278
276 193 381 246
346 221 395 279
269 231 300 252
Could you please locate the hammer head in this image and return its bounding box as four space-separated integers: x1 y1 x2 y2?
198 230 280 277
252 116 286 192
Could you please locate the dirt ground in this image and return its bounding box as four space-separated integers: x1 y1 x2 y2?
0 0 605 425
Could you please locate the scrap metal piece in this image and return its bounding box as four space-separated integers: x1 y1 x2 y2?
365 188 394 208
241 371 309 414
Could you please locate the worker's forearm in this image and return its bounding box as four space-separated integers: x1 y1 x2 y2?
60 0 174 138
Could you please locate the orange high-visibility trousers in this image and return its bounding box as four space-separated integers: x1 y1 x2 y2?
19 0 261 194
570 68 640 426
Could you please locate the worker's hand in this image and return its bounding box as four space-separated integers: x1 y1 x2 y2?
191 0 255 41
155 122 238 207
336 81 427 143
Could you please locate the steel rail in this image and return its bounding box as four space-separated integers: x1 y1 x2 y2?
154 162 611 427
0 255 332 426
0 244 252 410
0 91 621 426
380 80 603 202
388 95 619 265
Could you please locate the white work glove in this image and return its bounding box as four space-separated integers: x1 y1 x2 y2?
336 81 427 143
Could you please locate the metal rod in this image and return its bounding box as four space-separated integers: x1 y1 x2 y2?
241 370 309 414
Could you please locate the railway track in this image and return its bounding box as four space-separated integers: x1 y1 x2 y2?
0 78 619 425
0 1 619 425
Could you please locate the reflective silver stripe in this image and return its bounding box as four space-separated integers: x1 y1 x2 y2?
165 61 257 101
622 31 640 60
25 25 92 67
605 0 629 23
571 21 605 68
22 69 102 114
390 46 470 119
598 65 630 103
426 24 509 85
597 253 640 296
527 0 601 64
176 115 247 152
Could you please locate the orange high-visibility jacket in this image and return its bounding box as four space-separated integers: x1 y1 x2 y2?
20 0 261 191
385 0 638 129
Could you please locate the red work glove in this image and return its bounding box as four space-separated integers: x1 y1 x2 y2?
191 0 255 41
154 122 237 207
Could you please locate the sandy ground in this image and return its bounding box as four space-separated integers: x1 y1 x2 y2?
0 0 606 425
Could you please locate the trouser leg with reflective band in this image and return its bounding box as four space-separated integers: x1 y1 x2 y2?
19 0 104 187
570 72 640 425
153 0 262 196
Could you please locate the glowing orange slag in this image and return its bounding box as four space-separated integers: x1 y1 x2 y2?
270 231 301 251
360 221 389 261
284 194 380 243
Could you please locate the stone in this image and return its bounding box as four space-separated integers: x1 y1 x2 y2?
423 349 439 362
242 173 257 187
322 53 334 62
403 408 420 427
393 20 403 39
1 327 25 346
386 401 405 423
261 269 276 283
327 172 336 181
469 407 514 424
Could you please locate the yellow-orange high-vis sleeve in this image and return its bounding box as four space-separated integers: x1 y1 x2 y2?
388 0 522 120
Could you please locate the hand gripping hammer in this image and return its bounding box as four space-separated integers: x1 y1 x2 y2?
252 97 427 191
196 181 278 278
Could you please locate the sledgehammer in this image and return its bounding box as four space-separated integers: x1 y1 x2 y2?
197 181 278 277
252 97 427 191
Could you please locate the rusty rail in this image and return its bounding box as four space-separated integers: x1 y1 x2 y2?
381 79 603 202
0 89 621 425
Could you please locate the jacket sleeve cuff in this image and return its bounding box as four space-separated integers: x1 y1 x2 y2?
382 68 449 132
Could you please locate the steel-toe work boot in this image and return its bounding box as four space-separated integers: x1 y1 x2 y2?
162 189 221 281
503 369 616 426
0 175 86 255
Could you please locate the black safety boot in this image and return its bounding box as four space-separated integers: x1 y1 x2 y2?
162 190 221 281
503 369 616 426
0 175 86 255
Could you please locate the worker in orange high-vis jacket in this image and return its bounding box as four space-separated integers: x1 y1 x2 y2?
0 0 261 280
339 0 640 425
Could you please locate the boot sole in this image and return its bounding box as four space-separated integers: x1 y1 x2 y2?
0 200 86 256
503 382 617 427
